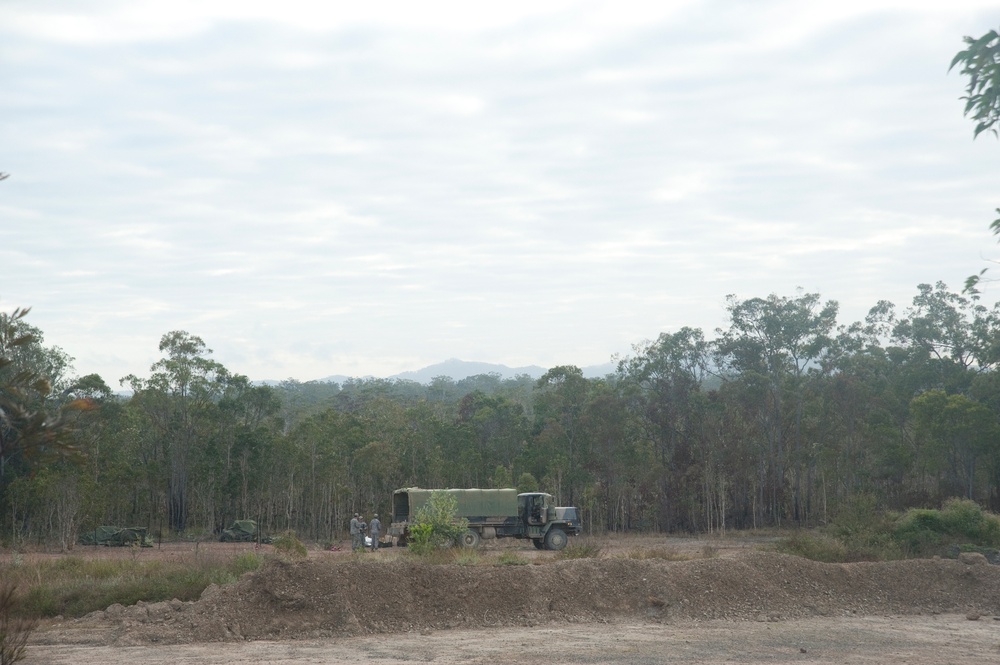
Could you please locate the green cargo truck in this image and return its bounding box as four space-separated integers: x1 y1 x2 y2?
387 487 582 550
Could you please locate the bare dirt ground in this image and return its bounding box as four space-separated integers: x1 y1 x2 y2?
15 533 1000 664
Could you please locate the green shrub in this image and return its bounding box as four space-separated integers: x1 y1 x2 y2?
940 498 1000 545
406 523 437 557
408 491 468 556
891 499 1000 556
893 509 944 553
230 552 263 577
271 531 308 559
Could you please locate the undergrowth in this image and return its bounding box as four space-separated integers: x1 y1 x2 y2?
271 531 308 559
776 497 1000 563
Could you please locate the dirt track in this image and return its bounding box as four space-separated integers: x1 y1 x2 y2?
24 615 1000 664
18 537 1000 663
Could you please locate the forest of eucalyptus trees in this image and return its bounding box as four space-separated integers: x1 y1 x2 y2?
3 281 1000 547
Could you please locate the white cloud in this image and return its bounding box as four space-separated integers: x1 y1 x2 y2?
2 0 998 383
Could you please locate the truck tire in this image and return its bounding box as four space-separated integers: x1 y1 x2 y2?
543 528 568 551
459 529 481 548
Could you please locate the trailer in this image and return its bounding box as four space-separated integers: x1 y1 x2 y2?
388 487 582 550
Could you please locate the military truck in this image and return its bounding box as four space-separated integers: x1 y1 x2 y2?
387 487 582 550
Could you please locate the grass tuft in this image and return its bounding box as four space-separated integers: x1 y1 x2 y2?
495 551 529 566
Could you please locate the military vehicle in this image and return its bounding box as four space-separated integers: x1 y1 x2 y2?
387 487 582 550
220 519 270 543
79 526 153 547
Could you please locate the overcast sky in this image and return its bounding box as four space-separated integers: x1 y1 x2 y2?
2 1 998 385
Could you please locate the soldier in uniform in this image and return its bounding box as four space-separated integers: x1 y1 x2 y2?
350 513 363 552
369 513 382 551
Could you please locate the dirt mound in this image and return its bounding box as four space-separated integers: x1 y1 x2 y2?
38 551 1000 646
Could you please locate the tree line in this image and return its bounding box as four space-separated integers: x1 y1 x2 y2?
3 282 1000 547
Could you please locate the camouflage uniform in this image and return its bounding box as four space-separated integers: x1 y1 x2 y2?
350 514 363 551
369 515 382 551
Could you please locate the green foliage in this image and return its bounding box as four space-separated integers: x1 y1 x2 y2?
492 465 512 489
950 28 1000 139
0 308 86 479
516 472 538 493
826 494 901 560
407 491 468 556
406 523 436 556
784 499 1000 562
271 530 308 558
14 281 1000 546
894 499 1000 555
231 552 263 577
940 498 1000 543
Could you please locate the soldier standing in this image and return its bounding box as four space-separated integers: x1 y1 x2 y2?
369 514 382 551
350 513 363 552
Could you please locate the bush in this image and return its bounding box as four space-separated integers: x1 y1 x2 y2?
271 531 308 559
230 552 263 577
407 491 468 557
940 498 1000 545
894 499 1000 556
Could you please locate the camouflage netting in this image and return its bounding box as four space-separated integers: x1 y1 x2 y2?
220 520 270 543
79 526 153 547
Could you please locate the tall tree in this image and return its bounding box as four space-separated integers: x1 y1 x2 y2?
715 291 838 524
531 366 592 505
122 331 233 532
616 327 710 530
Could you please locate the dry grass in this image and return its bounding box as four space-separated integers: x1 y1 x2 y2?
0 581 37 664
0 545 263 619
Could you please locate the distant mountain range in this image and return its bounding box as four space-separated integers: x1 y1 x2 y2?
312 358 619 386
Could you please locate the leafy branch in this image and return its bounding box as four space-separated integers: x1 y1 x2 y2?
950 29 1000 139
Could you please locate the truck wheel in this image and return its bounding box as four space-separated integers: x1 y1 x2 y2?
543 528 568 551
459 529 481 548
532 539 544 549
